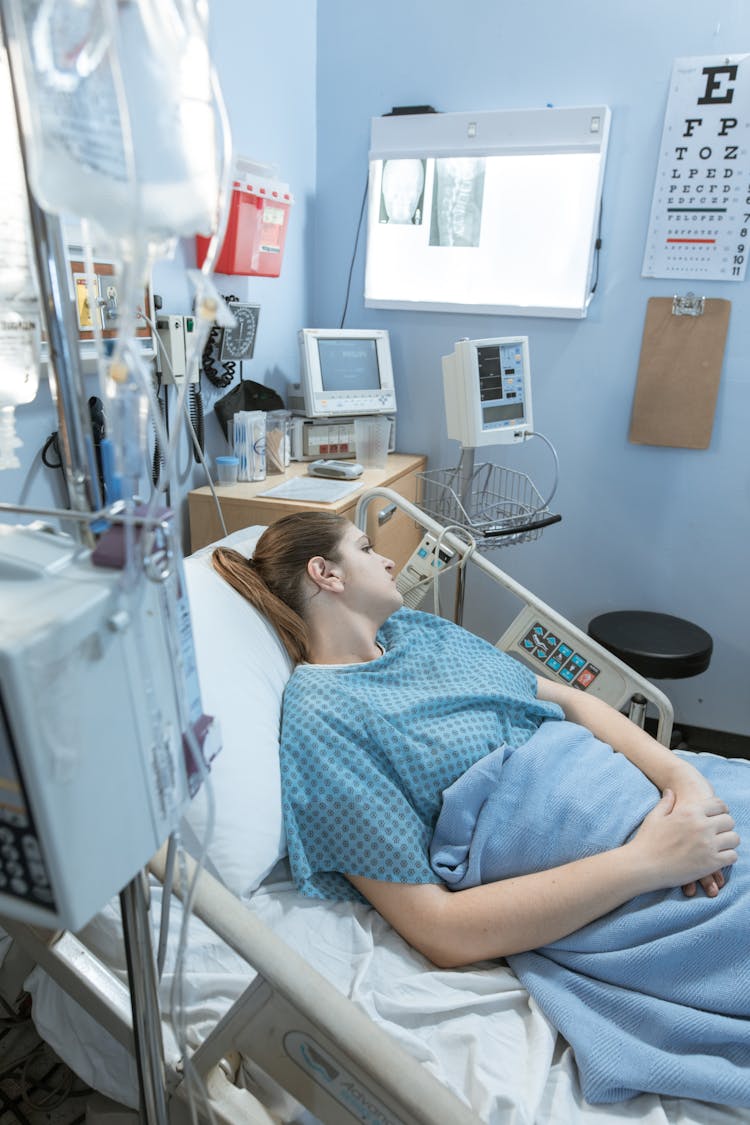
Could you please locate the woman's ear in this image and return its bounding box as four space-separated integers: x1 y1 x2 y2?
307 555 343 592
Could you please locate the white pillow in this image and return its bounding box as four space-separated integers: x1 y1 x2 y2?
181 526 292 896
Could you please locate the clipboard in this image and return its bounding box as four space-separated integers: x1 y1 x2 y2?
629 296 730 449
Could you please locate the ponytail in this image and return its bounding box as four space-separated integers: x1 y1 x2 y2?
211 546 308 664
211 510 350 665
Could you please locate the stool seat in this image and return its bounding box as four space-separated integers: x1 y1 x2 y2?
587 611 713 680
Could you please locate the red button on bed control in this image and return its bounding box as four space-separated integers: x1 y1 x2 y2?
576 665 600 689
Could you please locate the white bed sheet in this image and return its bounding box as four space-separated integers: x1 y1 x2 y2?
22 862 747 1125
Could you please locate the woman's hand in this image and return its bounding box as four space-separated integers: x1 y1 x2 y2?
666 761 728 897
536 679 737 902
630 788 739 895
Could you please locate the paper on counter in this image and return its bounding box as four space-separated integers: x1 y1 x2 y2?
257 477 364 503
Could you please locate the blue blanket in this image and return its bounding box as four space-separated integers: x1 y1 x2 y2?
429 720 750 1107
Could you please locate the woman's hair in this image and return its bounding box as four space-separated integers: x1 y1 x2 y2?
211 510 351 664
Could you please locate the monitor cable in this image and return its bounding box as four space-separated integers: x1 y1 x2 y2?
340 177 369 328
522 430 560 514
589 198 604 296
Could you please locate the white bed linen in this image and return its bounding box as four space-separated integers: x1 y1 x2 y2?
24 862 746 1125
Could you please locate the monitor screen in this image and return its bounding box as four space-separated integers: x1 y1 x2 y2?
442 336 532 447
297 328 397 418
318 338 381 392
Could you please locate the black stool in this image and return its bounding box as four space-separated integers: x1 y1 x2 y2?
587 610 713 735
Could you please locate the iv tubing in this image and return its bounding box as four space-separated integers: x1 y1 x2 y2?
138 56 233 546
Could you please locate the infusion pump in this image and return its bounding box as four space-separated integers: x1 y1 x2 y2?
442 336 533 447
0 524 218 931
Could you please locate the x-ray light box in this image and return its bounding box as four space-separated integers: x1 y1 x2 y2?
365 106 611 319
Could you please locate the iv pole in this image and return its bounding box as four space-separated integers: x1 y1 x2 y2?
1 12 170 1125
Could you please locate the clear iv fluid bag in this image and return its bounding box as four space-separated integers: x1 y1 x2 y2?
0 310 41 470
0 48 36 303
0 48 41 469
6 0 220 240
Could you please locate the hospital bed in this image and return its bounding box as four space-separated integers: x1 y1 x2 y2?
0 491 742 1125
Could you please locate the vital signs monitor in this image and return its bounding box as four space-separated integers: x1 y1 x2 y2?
296 328 397 418
442 337 533 447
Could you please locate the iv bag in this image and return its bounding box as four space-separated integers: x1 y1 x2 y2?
0 309 41 470
0 47 36 302
4 0 221 241
0 47 41 469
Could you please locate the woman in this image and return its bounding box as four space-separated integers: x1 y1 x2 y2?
213 511 748 1107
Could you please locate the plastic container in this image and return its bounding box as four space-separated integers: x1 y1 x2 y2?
354 416 390 470
196 162 293 277
265 409 291 473
233 411 266 481
215 455 239 485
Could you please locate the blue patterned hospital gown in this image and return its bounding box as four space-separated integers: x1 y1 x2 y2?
279 606 564 902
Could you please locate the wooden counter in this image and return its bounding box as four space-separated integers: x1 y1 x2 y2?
188 452 427 570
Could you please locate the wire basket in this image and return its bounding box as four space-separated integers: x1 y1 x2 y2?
417 461 560 550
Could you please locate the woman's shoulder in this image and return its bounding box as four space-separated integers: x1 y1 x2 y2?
379 605 458 643
380 606 500 654
282 650 370 705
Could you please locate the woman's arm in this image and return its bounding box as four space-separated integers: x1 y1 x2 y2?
347 789 738 968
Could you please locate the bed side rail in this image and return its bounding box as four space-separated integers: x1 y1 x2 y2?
0 916 318 1125
0 917 135 1050
356 488 674 746
149 847 481 1125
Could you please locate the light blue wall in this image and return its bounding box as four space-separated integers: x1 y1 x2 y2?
314 0 749 736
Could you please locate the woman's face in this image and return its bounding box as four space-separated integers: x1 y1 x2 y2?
331 523 403 619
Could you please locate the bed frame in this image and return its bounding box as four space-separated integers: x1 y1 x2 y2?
0 489 674 1125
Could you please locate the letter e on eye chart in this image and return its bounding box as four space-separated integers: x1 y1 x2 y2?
643 54 750 281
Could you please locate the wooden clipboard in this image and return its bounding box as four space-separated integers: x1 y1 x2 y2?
629 297 730 449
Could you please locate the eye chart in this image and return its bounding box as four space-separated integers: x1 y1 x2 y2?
643 54 750 280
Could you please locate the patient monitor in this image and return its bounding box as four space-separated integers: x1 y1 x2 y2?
442 336 533 447
296 328 397 418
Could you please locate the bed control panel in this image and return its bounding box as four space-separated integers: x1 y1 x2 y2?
396 532 455 609
496 605 634 711
519 622 601 689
